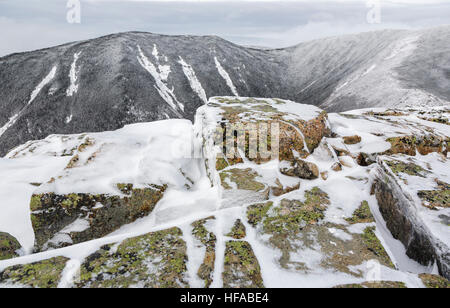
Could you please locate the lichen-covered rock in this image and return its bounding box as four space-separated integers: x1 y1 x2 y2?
247 202 274 227
0 232 21 260
385 159 428 177
334 281 407 288
31 183 166 251
219 168 269 208
192 217 216 288
0 256 69 288
223 241 264 288
417 188 450 210
419 273 450 288
385 135 447 156
259 188 330 268
246 187 395 274
346 201 375 224
77 227 188 288
200 97 330 165
280 159 319 180
361 227 395 268
226 219 247 239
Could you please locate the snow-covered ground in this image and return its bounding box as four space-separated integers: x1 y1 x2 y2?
0 99 448 288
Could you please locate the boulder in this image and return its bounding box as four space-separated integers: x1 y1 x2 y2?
30 183 166 251
76 227 188 288
0 232 21 260
0 256 69 288
280 159 319 180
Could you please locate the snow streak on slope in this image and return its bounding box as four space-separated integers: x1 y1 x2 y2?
214 57 239 96
178 56 208 104
137 45 184 114
0 66 57 138
66 52 81 97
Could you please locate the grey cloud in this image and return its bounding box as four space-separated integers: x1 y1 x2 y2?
0 0 449 56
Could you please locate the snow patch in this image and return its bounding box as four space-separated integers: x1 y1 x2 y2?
178 57 208 104
0 66 57 138
137 46 183 113
214 57 239 96
66 52 81 97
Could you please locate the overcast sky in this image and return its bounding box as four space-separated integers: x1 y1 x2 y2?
0 0 449 56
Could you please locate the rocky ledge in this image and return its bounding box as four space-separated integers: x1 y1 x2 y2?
0 99 448 288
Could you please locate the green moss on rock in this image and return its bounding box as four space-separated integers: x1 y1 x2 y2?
220 168 266 191
247 202 273 227
30 184 166 251
223 241 264 288
226 219 247 239
419 273 450 288
263 188 330 235
417 189 450 210
0 256 69 288
362 227 395 268
0 232 21 261
334 281 407 288
77 227 188 288
346 201 374 224
192 217 216 288
385 160 428 177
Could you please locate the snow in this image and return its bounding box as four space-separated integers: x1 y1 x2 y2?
214 57 239 96
0 66 57 138
66 52 81 97
178 56 208 104
137 45 184 113
0 153 70 253
0 102 447 288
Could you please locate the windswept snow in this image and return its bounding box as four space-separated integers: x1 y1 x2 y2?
178 57 208 104
137 46 184 113
0 66 57 138
152 44 159 60
214 57 239 96
66 52 81 97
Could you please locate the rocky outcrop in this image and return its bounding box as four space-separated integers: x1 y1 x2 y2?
0 232 21 260
223 241 264 288
372 160 450 279
77 227 188 288
246 187 395 274
31 184 166 251
199 97 330 167
0 256 69 288
192 217 217 288
419 273 450 288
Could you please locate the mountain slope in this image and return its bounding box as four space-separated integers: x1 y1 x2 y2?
0 26 449 156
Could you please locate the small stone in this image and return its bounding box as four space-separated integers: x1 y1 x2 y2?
343 135 362 145
331 162 342 172
270 179 300 197
280 159 319 180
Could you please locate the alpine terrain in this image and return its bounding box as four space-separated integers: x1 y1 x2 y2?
0 27 449 288
0 26 449 156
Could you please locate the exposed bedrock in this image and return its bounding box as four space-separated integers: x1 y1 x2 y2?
372 163 450 279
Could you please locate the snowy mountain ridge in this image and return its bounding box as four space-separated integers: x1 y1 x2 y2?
0 26 449 156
